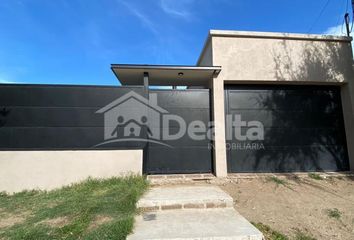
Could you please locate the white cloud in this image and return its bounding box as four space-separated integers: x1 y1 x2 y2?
121 1 159 36
323 24 346 36
159 0 195 20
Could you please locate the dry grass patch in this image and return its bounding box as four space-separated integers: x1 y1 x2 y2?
0 210 31 229
39 216 71 228
0 216 25 229
87 215 113 231
91 189 109 197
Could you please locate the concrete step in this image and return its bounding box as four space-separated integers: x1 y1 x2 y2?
137 186 234 211
147 174 216 185
127 208 263 240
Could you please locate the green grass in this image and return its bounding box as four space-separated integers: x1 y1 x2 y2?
252 222 288 240
294 229 316 240
0 176 148 240
252 223 317 240
307 173 323 180
266 176 288 187
326 208 341 220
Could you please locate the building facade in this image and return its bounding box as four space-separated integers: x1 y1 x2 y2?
198 30 354 176
0 30 353 192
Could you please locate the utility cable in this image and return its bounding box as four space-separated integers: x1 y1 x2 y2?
307 0 331 33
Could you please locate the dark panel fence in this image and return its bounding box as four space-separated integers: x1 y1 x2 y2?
0 84 145 150
0 84 213 174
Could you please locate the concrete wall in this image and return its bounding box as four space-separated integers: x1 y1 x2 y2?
197 37 213 66
212 32 353 83
198 30 354 174
197 36 227 176
0 150 143 193
210 77 228 177
341 82 354 170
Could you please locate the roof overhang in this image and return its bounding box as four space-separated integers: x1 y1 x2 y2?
111 64 221 86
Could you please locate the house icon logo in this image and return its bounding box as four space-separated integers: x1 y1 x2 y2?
94 91 171 147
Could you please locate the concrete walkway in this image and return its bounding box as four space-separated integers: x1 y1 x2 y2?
128 186 264 240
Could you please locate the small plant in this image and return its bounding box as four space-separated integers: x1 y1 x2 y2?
326 208 341 220
267 176 288 186
308 173 323 180
0 191 7 197
252 222 288 240
294 229 316 240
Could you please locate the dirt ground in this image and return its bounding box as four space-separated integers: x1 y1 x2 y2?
218 176 354 240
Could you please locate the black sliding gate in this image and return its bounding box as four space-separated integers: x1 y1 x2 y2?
225 85 349 173
145 89 213 174
0 84 212 174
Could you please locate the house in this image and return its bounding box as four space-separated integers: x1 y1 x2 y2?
112 30 354 176
0 30 353 192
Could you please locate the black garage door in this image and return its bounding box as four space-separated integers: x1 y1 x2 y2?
225 85 349 173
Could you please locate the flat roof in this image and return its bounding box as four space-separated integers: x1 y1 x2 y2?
209 29 352 42
111 64 221 86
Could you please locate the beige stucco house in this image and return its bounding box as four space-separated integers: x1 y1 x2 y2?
198 30 354 176
0 30 353 192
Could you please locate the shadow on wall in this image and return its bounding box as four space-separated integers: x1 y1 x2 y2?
251 86 349 172
246 41 351 172
272 39 353 83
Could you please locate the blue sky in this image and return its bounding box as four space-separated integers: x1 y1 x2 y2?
0 0 351 85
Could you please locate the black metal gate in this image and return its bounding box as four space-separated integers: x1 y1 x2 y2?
225 85 349 173
145 89 213 174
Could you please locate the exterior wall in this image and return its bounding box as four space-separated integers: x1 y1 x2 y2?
212 34 353 83
197 38 213 66
0 150 142 193
198 37 228 177
198 30 354 174
341 82 354 170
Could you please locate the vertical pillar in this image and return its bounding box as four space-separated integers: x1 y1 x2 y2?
341 82 354 171
143 72 149 174
143 72 149 92
211 77 228 177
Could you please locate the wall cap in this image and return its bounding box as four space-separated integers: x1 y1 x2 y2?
209 29 353 42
